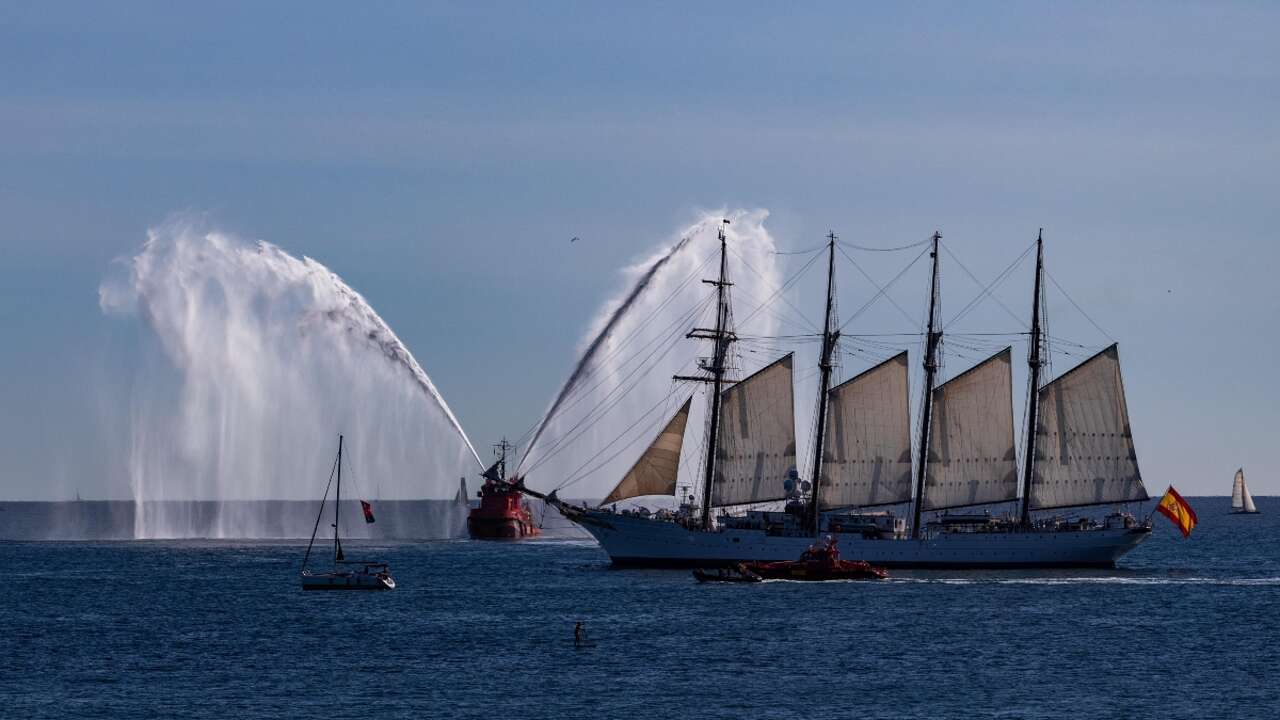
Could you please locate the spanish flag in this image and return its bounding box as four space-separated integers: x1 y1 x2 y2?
1156 486 1197 538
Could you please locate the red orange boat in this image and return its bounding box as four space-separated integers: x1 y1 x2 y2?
468 476 540 539
742 537 887 581
467 439 541 540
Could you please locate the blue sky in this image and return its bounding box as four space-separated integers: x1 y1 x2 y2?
0 2 1276 498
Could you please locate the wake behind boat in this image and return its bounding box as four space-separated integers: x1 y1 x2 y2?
301 435 396 591
511 226 1153 569
693 565 763 583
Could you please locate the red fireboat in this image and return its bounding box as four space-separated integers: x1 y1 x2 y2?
745 537 888 581
467 440 540 540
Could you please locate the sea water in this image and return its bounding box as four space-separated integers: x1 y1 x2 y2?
3 496 1277 719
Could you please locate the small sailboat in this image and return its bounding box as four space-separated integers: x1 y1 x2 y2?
300 435 396 591
1232 468 1259 514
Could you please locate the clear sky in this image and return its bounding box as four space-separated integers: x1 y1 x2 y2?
1 2 1276 499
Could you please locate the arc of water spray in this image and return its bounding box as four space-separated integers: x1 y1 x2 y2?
319 270 485 469
518 235 693 474
103 224 486 472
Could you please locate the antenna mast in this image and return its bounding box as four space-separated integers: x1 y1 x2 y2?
1019 230 1045 526
911 232 943 539
809 231 840 535
494 437 515 480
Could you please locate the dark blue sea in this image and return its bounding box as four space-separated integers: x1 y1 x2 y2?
4 496 1277 719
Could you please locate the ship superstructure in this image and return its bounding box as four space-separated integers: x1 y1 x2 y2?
513 226 1152 567
468 439 540 539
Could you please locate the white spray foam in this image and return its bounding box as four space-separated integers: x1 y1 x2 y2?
522 209 783 503
100 217 482 537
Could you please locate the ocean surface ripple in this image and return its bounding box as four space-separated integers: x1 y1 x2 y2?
3 497 1278 719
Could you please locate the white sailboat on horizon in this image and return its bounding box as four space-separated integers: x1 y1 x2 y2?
1231 468 1259 514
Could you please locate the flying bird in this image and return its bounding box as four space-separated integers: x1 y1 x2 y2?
570 236 579 243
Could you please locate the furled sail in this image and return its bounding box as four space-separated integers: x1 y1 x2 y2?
712 354 797 507
922 348 1019 511
1029 344 1148 509
820 352 913 509
601 397 692 505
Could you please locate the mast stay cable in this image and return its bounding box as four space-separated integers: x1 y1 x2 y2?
512 249 718 456
942 241 1035 329
524 296 712 475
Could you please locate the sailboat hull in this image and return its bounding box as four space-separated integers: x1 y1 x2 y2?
568 510 1152 569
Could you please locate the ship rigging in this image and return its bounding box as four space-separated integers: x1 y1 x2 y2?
505 222 1152 568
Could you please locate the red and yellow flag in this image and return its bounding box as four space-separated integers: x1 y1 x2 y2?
1156 486 1197 538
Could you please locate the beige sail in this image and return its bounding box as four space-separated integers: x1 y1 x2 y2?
1029 344 1147 509
712 354 797 507
922 348 1019 510
820 352 913 509
601 396 693 505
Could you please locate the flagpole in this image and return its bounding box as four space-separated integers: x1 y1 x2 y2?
1144 486 1170 524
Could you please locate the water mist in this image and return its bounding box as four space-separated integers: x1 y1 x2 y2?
520 209 783 503
100 218 482 538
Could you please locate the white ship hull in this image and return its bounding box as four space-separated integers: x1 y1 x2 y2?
569 510 1152 569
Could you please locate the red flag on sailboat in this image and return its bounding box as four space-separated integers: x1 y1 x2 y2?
360 500 376 524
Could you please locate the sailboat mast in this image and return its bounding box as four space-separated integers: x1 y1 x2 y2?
809 231 840 535
698 221 732 530
911 232 943 539
1019 230 1045 526
334 434 343 562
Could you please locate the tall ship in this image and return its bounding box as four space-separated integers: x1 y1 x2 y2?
514 225 1153 568
468 440 540 539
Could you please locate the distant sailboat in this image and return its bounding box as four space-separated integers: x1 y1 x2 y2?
300 435 396 591
1232 468 1259 514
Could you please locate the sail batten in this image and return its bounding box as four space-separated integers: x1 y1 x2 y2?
922 348 1019 511
602 397 692 505
1029 344 1147 509
712 354 797 507
820 352 913 509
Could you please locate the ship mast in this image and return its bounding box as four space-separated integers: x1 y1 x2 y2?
334 434 343 563
689 221 733 530
494 437 515 480
1019 230 1045 526
808 231 840 536
911 232 943 539
701 221 732 530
